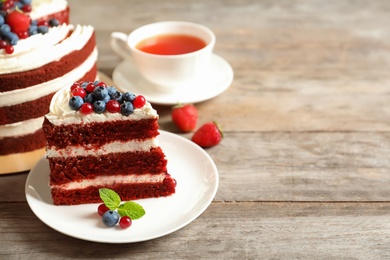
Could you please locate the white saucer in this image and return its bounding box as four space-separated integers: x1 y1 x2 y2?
112 54 234 105
25 131 219 243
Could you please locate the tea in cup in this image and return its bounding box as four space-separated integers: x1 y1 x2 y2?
111 21 216 92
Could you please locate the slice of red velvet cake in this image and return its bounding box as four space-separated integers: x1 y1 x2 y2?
42 81 176 205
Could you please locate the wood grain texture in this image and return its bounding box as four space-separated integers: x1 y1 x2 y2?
2 0 390 258
2 202 390 260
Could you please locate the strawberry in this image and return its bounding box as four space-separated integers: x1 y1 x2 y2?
171 103 198 132
6 9 31 34
191 122 223 148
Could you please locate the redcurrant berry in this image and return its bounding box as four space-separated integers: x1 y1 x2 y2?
106 100 120 113
133 95 146 108
97 203 110 216
17 31 29 39
37 20 49 27
79 103 93 115
119 216 132 229
71 87 87 99
22 4 32 13
5 45 14 54
96 81 107 88
85 82 95 93
70 82 81 91
0 40 7 49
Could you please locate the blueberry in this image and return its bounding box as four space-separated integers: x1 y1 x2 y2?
92 86 108 100
93 100 106 114
21 0 32 4
107 86 117 97
31 20 38 26
3 31 18 45
49 18 60 27
124 92 136 102
111 91 123 103
121 101 134 116
0 24 11 35
28 25 38 36
69 96 84 110
102 210 120 227
0 15 4 26
38 25 49 34
103 94 111 103
84 93 94 104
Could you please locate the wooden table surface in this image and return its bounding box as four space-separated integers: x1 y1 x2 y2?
2 0 390 259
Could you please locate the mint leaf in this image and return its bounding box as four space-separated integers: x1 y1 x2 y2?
118 201 146 219
99 188 121 210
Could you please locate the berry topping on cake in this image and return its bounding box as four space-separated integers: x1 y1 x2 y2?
6 9 30 33
69 96 84 111
0 2 62 53
133 95 146 108
79 102 93 115
68 81 146 116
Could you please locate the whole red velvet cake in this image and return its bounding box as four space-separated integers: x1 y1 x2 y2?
42 81 176 205
0 0 98 173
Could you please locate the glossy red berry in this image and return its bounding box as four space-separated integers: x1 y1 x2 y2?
0 40 7 49
5 45 14 54
133 95 146 108
17 31 29 39
97 203 110 216
22 4 32 13
7 10 31 33
106 100 120 113
71 87 87 99
171 104 198 132
70 82 81 91
37 20 49 27
85 82 95 93
79 103 93 115
119 216 132 229
96 81 107 88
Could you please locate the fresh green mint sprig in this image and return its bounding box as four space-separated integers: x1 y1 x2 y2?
99 188 146 220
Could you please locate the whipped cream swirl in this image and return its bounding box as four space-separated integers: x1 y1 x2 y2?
46 85 158 125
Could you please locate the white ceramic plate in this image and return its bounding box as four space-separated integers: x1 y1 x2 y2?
25 131 219 243
112 54 234 105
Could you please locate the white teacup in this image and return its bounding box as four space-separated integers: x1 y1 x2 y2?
110 21 216 92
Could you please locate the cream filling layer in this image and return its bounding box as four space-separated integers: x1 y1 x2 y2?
0 117 43 138
46 138 159 158
0 25 93 72
0 48 98 107
51 173 166 190
30 0 68 20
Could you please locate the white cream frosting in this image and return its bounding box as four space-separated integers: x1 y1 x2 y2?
46 138 159 158
46 85 158 125
0 117 44 138
51 173 166 190
0 24 94 73
30 0 68 21
0 47 97 107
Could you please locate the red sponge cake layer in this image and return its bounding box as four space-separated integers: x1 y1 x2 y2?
51 179 177 205
43 117 159 149
48 148 168 185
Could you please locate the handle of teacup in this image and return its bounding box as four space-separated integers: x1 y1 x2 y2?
110 32 133 60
